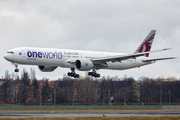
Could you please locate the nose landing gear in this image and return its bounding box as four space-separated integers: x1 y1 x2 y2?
67 68 80 78
13 63 19 72
15 69 19 72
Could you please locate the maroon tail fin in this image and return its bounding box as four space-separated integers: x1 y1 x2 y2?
134 30 156 57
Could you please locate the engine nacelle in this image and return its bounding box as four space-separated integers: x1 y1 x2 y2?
75 59 94 71
38 66 57 72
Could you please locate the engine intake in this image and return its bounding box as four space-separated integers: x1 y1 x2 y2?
75 59 94 71
38 66 57 72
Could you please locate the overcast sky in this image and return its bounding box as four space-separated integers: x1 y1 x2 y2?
0 0 179 80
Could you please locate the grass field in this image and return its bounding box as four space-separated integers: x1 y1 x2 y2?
0 116 180 120
0 105 162 110
0 110 180 113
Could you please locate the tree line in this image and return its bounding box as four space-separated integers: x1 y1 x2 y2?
0 69 179 105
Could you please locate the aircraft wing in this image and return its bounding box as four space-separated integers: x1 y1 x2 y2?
142 57 176 62
92 48 171 63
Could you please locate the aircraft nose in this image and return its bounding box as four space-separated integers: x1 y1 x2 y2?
4 53 13 61
4 54 8 60
3 54 8 60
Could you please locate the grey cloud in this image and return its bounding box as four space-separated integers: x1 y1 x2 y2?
0 0 179 80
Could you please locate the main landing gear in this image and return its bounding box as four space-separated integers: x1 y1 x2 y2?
88 70 100 78
13 63 19 72
67 68 79 78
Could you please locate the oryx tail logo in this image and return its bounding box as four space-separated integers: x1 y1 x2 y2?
138 33 155 57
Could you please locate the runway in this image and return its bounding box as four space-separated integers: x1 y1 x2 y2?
0 113 180 118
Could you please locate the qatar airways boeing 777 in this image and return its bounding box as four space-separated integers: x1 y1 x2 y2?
4 30 175 78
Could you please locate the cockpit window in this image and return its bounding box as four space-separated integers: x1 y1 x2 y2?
7 51 14 54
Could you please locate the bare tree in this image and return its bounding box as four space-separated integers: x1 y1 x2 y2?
30 68 36 80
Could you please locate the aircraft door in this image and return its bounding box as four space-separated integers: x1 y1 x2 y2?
22 50 26 57
133 59 136 64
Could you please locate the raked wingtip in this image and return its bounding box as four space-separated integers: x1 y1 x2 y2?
163 48 172 50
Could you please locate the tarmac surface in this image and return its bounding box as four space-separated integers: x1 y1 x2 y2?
1 113 180 118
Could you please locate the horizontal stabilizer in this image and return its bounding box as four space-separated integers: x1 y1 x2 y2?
142 57 176 62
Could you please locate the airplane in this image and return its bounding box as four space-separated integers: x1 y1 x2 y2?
4 30 176 78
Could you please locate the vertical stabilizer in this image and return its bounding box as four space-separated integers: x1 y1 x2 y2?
135 30 156 57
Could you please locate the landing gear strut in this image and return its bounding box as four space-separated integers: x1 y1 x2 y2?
88 70 100 78
13 63 19 72
67 68 79 78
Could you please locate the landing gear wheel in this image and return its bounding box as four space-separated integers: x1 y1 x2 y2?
13 63 19 72
94 73 97 77
91 72 95 76
76 74 79 78
71 72 75 77
74 75 77 78
67 68 80 78
88 70 100 78
88 72 92 76
73 74 80 78
15 69 19 72
97 74 100 78
67 72 71 76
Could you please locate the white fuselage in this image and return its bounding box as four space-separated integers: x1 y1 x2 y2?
4 47 153 71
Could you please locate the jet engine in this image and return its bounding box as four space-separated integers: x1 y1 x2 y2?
75 59 94 71
38 66 57 72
